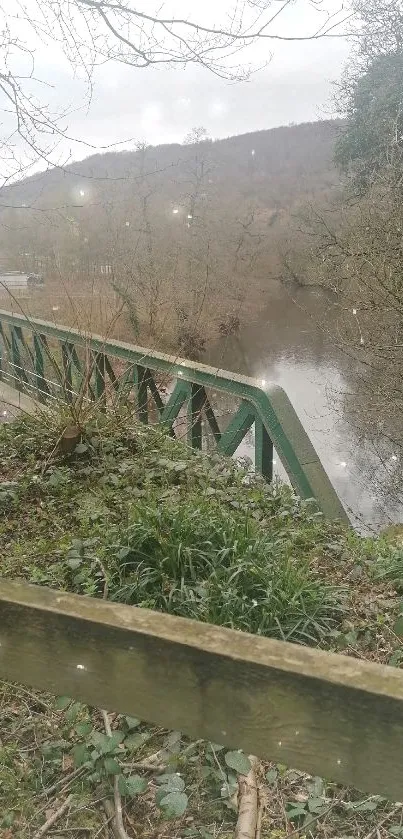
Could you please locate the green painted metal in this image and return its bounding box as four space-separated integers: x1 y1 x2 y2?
188 384 205 450
93 352 106 406
10 326 29 390
134 365 149 424
0 309 348 522
254 416 274 483
218 400 256 458
61 342 74 403
160 380 190 433
34 334 49 402
203 394 222 444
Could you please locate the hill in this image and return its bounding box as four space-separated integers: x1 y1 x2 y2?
0 120 342 350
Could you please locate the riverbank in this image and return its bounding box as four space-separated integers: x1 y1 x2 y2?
1 410 403 837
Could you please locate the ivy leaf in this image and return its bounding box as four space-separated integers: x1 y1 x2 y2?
389 649 403 667
308 777 325 798
103 757 121 775
265 769 278 784
1 812 15 828
55 696 72 710
120 775 148 797
165 730 182 749
354 800 379 813
75 722 93 738
308 797 326 814
67 553 82 570
158 791 188 819
91 732 110 752
224 751 251 775
286 804 307 820
71 538 83 550
156 774 185 793
109 731 125 749
91 731 124 754
75 442 88 454
66 702 83 724
125 732 151 751
393 616 403 637
72 744 90 767
155 788 171 807
125 716 141 730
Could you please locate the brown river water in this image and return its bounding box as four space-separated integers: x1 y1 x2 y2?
209 283 403 532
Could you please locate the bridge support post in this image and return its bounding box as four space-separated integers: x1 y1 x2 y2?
188 383 205 450
254 417 273 482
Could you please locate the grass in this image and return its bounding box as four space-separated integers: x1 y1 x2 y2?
1 408 403 838
105 499 342 643
0 409 346 646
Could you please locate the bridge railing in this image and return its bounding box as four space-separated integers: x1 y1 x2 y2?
1 578 403 801
0 309 347 521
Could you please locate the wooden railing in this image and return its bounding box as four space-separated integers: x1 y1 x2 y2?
1 579 403 801
0 309 348 521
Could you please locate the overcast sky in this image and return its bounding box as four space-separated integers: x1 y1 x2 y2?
5 0 352 169
68 38 349 152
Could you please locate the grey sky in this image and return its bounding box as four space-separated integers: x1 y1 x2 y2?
3 0 352 170
65 36 349 152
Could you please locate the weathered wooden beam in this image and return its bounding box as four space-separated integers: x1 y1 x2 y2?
1 580 403 799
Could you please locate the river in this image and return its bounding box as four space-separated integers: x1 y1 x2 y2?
209 282 403 532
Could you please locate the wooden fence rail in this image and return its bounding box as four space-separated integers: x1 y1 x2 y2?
1 579 403 800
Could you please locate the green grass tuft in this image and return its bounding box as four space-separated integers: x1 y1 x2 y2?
106 499 343 643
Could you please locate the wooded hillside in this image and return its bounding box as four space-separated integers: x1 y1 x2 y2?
0 120 341 350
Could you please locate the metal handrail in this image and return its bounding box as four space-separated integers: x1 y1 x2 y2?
0 309 348 522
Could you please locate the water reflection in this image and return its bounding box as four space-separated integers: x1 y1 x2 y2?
209 283 403 531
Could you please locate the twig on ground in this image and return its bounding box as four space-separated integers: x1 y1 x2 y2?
44 829 91 834
362 804 403 839
235 756 259 839
123 736 204 774
32 794 73 839
255 794 264 839
39 766 86 799
12 684 53 712
284 798 343 839
97 557 109 600
122 759 165 773
101 709 133 839
93 806 116 839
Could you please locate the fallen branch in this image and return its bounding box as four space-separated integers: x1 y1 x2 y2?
255 795 264 839
32 793 73 839
235 756 259 839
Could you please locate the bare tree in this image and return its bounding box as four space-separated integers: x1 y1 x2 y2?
0 1 355 188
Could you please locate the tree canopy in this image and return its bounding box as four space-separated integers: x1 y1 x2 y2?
335 51 403 188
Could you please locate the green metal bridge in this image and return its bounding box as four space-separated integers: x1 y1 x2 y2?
0 309 348 522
